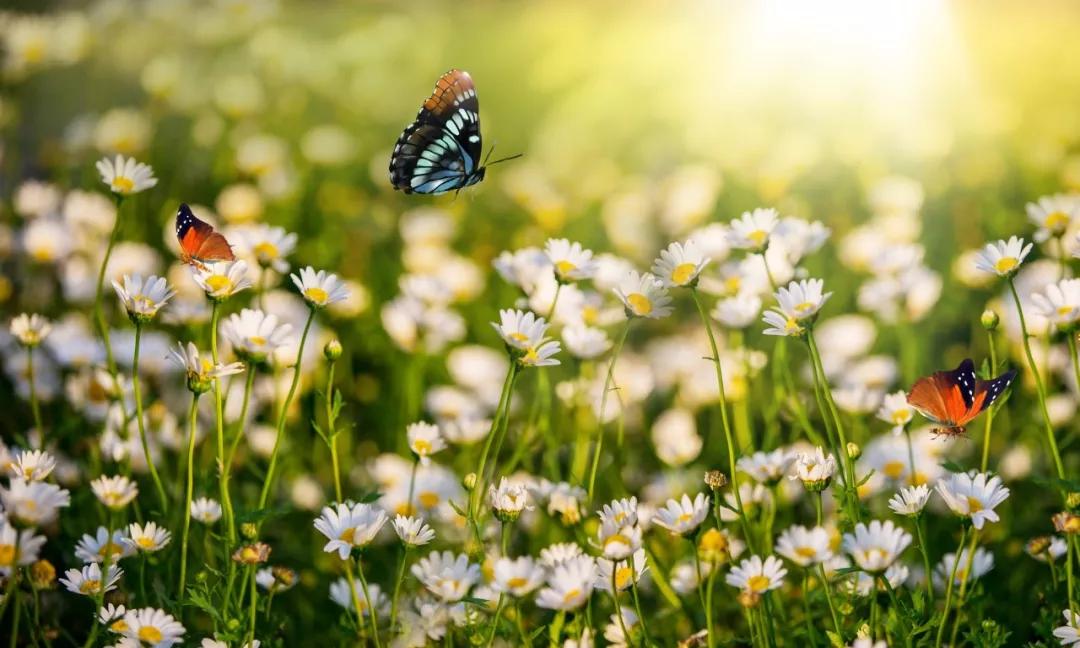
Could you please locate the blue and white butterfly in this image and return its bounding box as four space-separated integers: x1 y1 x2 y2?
389 69 518 195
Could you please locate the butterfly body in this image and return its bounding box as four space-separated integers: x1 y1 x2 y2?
906 359 1016 437
389 69 489 195
175 203 235 269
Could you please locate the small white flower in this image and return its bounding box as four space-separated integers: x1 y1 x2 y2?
290 266 350 307
596 549 649 592
192 260 253 300
712 294 762 329
127 522 171 553
519 339 561 368
539 542 584 568
407 422 446 465
652 493 710 536
725 554 787 593
613 271 673 319
220 308 292 363
1030 278 1080 331
75 527 134 564
598 497 639 528
411 551 481 602
491 309 548 350
888 484 931 517
0 521 46 575
1027 194 1080 242
761 308 804 337
974 236 1033 277
776 525 833 567
238 223 297 273
492 556 545 597
112 274 174 322
842 520 911 573
596 520 643 561
10 313 51 347
1054 609 1080 646
651 240 709 288
60 562 123 596
545 238 597 282
190 497 223 524
95 155 157 195
563 325 611 360
728 208 779 252
876 390 915 434
1 478 70 525
8 449 56 481
738 448 795 484
120 607 186 648
391 515 435 546
774 278 832 321
536 555 596 611
91 474 139 510
169 342 245 392
789 447 837 488
932 546 994 590
488 477 532 518
330 578 387 617
935 471 1010 530
314 502 389 559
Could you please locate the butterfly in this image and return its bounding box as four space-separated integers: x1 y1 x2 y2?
389 69 520 195
906 358 1016 436
175 203 235 269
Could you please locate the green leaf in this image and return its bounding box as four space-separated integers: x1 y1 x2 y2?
359 490 383 504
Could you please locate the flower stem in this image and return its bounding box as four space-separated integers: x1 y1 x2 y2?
806 330 860 522
631 579 653 647
587 320 630 502
610 560 631 648
934 526 968 648
1007 278 1065 480
325 358 343 501
259 307 316 509
354 557 382 648
389 546 410 632
470 362 518 528
914 517 934 601
26 347 43 434
93 197 124 375
981 329 999 471
222 365 256 517
246 566 258 647
818 563 841 633
178 392 200 601
209 302 235 544
132 324 167 513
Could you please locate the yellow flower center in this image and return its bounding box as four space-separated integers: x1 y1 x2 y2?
562 588 582 605
785 317 802 335
136 536 156 549
795 546 817 559
249 335 267 346
746 575 771 592
254 241 279 259
604 533 630 549
206 275 232 294
509 331 529 343
98 542 122 558
883 460 906 479
110 620 128 633
724 276 741 295
395 503 416 516
966 496 984 513
507 576 528 589
132 295 157 313
677 512 694 524
748 230 768 245
627 293 652 316
671 263 698 285
0 545 15 566
794 301 815 315
80 579 101 594
994 257 1018 274
615 566 634 589
304 287 328 304
31 245 55 262
1046 211 1070 231
111 176 135 194
418 491 440 509
891 410 911 425
522 347 541 365
338 527 356 542
138 626 164 643
412 439 432 455
555 260 577 277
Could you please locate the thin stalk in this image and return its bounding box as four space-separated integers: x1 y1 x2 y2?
1070 534 1078 616
470 363 517 524
934 526 968 648
389 546 411 632
93 197 124 375
209 302 235 544
259 307 316 508
354 557 383 648
1007 278 1065 480
981 330 998 471
631 579 653 647
587 320 631 502
325 359 342 501
610 561 631 648
914 517 934 601
26 348 43 433
222 365 256 516
177 393 200 600
948 532 982 647
131 324 167 512
246 566 258 647
818 563 841 633
807 331 860 521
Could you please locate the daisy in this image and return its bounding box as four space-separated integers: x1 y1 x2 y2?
75 527 134 564
1054 609 1080 646
603 607 640 648
120 607 186 647
98 603 126 630
492 556 546 597
91 474 139 510
190 497 223 524
842 520 912 573
932 546 994 590
60 562 123 597
256 566 298 593
0 521 46 575
888 484 932 517
492 247 550 294
725 555 787 594
488 477 532 522
789 447 837 491
169 342 245 394
220 308 293 363
652 240 709 288
1 478 70 525
613 271 673 319
728 208 779 252
539 542 584 568
291 266 350 307
1025 536 1067 563
192 260 253 301
774 278 832 321
233 543 272 565
775 525 833 567
391 515 435 547
536 555 597 611
762 308 804 337
712 294 762 329
738 448 795 485
595 549 649 592
1027 194 1080 242
974 236 1033 277
238 223 297 273
96 155 158 196
406 422 446 466
329 578 387 617
10 313 51 347
490 309 548 350
519 339 561 368
545 238 597 282
652 493 710 536
598 497 639 528
597 520 643 561
127 522 171 553
411 551 481 602
563 325 611 359
1030 278 1080 331
313 502 388 559
8 449 56 481
935 471 1010 530
112 274 174 324
876 390 915 434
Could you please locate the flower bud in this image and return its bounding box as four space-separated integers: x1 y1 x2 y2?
1053 511 1080 534
737 590 761 608
463 472 477 491
698 528 731 566
1067 492 1080 512
324 339 343 361
846 442 861 460
30 559 56 588
981 309 999 331
241 522 258 540
704 470 728 491
1025 536 1052 556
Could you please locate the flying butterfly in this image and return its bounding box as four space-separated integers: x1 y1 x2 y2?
906 358 1016 437
389 69 520 195
175 203 235 269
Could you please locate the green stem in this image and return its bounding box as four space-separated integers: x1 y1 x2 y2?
132 324 167 513
818 563 841 633
222 365 256 519
1007 278 1065 480
210 302 235 544
914 517 934 601
389 546 410 632
981 330 998 472
246 566 258 647
807 331 860 522
588 320 630 502
26 347 43 433
470 363 517 526
631 579 653 647
178 393 200 601
934 526 968 648
259 307 316 509
325 359 342 501
354 557 382 648
93 197 124 375
948 532 981 647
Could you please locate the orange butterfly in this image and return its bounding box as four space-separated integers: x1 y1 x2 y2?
906 359 1016 437
175 203 235 269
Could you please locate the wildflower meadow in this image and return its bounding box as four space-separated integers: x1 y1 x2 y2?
5 2 1080 647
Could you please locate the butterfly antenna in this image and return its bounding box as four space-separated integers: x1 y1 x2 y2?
487 153 524 167
482 142 497 167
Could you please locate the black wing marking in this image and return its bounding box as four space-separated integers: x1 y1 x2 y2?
975 369 1016 413
176 203 211 241
946 358 977 410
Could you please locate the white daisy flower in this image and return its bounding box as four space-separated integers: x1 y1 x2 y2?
545 238 597 282
411 551 481 602
112 274 174 323
74 527 134 564
490 309 548 350
789 447 837 490
169 342 245 393
1030 278 1080 331
313 502 389 559
406 422 446 465
238 223 297 273
652 493 710 536
190 497 223 524
598 497 639 528
256 566 298 593
1054 609 1080 646
0 521 46 575
488 477 533 520
59 562 123 597
1027 194 1080 242
603 607 639 648
876 391 915 434
738 448 796 484
774 278 832 321
1 478 70 525
595 549 649 593
492 556 545 597
613 271 673 319
192 260 253 300
596 520 643 561
776 525 833 567
932 546 994 590
728 208 779 252
391 515 435 547
539 542 584 568
725 554 787 593
290 266 350 308
8 449 55 481
974 236 1033 277
712 294 762 329
563 325 611 360
220 308 293 363
888 484 932 517
329 578 387 617
126 521 171 553
95 155 158 195
536 555 596 611
761 308 805 337
842 520 912 573
90 474 139 510
10 313 51 347
492 247 549 294
651 239 709 288
120 607 186 647
935 472 1010 530
519 339 561 368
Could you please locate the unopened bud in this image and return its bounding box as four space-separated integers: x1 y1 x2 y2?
1026 536 1052 556
1053 511 1080 534
241 523 258 540
324 339 343 361
30 560 55 588
981 309 999 331
704 470 728 491
463 473 477 491
1067 492 1080 512
846 442 861 460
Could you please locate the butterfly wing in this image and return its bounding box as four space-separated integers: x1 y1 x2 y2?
175 204 235 263
907 359 978 426
956 368 1017 425
390 69 483 195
